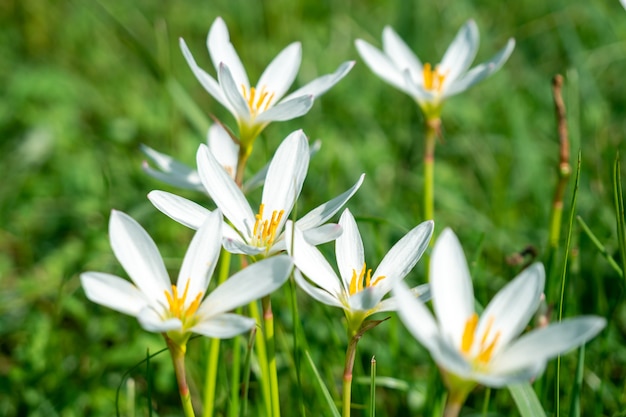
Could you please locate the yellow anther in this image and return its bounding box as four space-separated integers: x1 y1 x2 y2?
252 204 284 248
461 313 479 354
460 314 502 365
422 62 447 92
349 262 385 295
164 279 203 322
241 85 276 116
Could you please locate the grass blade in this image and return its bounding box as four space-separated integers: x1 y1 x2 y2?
304 350 341 417
613 153 626 283
568 345 585 417
576 216 623 277
509 383 548 417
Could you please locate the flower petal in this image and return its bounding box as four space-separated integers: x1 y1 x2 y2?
302 223 343 246
439 20 480 83
137 307 182 333
430 228 475 348
294 270 344 309
355 39 410 93
80 272 150 317
296 173 365 230
198 255 292 317
282 61 355 101
207 17 249 88
348 286 384 312
176 210 223 304
148 190 211 230
376 283 430 312
382 26 423 77
218 63 251 121
140 144 204 191
109 210 170 304
255 95 314 123
257 42 301 102
392 281 439 351
208 124 239 179
335 209 364 292
192 313 256 338
197 143 255 236
223 238 265 255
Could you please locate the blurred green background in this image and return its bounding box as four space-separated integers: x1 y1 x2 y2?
2 0 626 415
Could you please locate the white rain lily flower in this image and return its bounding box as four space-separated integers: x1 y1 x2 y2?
180 17 355 145
80 209 292 347
287 208 433 331
355 20 515 119
393 228 606 388
149 130 365 257
141 124 321 194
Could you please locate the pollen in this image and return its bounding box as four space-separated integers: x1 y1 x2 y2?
241 85 275 117
349 262 385 295
422 63 447 92
460 313 501 365
252 203 284 248
164 279 203 322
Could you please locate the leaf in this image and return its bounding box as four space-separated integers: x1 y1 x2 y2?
304 350 341 417
508 383 548 417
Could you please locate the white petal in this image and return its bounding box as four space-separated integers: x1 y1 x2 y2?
198 255 292 317
392 282 439 351
335 209 364 292
443 38 515 98
207 17 249 88
109 210 170 304
176 210 223 305
192 313 256 338
261 130 309 231
219 63 251 121
476 263 544 355
282 61 355 101
302 223 343 245
140 144 204 191
348 285 385 312
296 173 365 230
439 20 480 83
294 270 344 309
430 228 474 348
373 220 433 295
208 124 239 179
197 144 255 236
285 221 344 297
491 317 606 375
257 42 301 102
355 39 410 93
382 26 423 77
401 68 437 103
148 190 210 229
223 238 265 255
472 362 545 388
137 307 182 333
80 272 150 316
255 95 314 123
376 283 430 312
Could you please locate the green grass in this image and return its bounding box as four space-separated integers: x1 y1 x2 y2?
2 0 626 415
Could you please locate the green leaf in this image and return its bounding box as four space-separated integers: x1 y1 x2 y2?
508 383 548 417
304 350 341 417
613 153 626 285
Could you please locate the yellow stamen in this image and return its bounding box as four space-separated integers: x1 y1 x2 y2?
460 313 502 365
348 262 385 295
252 203 285 248
461 313 479 354
422 62 447 92
164 279 203 323
241 85 276 117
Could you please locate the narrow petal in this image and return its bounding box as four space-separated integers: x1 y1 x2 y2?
261 130 309 231
257 42 301 102
491 317 606 375
401 69 436 103
255 95 314 123
148 190 211 230
430 228 475 348
376 283 430 312
382 26 423 77
373 220 434 295
109 210 170 304
296 173 365 230
392 282 439 352
282 61 355 101
335 209 364 291
142 161 204 192
286 221 344 297
294 270 344 309
443 38 515 98
137 307 182 333
198 255 292 317
197 143 255 236
477 263 545 355
176 210 223 304
355 39 410 93
140 144 203 191
207 17 249 88
439 20 480 83
80 272 150 317
348 286 385 312
219 63 251 121
472 362 545 388
208 124 239 179
223 238 265 256
192 313 256 338
302 223 343 245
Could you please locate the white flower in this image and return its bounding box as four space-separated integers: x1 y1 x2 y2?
180 17 354 144
80 209 292 345
287 209 433 329
355 20 514 119
148 130 365 257
393 228 606 387
141 123 321 194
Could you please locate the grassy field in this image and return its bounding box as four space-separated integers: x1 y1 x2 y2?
2 0 626 416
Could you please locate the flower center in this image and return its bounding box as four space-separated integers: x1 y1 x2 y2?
349 262 385 295
252 203 284 248
460 313 501 365
422 63 447 92
241 85 275 117
164 279 203 326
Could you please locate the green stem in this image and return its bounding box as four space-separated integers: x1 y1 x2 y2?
241 328 256 417
249 299 271 417
228 310 242 417
262 295 281 417
423 118 440 225
203 250 232 417
235 144 252 188
287 272 307 416
166 336 195 417
342 331 360 417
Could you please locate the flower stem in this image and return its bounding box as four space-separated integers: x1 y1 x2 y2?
342 330 360 417
166 336 195 417
248 299 272 417
423 118 440 225
262 295 281 417
228 310 242 417
235 144 252 188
